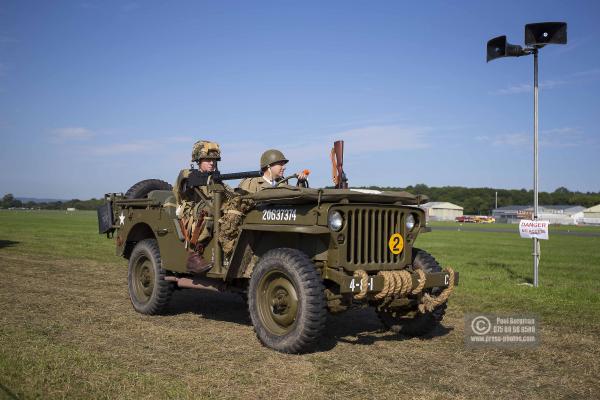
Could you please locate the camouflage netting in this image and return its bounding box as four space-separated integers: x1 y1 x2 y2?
178 200 211 249
218 195 255 256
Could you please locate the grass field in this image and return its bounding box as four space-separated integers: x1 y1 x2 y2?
1 210 599 399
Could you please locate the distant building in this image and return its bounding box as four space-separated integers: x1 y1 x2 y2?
541 205 585 225
421 202 463 221
492 205 585 225
582 204 600 225
66 207 76 212
492 206 532 224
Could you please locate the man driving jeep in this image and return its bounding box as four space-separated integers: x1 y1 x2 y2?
238 149 308 193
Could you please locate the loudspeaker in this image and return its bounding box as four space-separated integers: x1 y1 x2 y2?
487 35 526 62
525 22 567 46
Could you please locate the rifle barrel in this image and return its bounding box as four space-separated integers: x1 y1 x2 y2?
187 169 261 187
218 170 262 181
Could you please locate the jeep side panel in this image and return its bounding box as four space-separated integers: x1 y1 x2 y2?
114 206 189 273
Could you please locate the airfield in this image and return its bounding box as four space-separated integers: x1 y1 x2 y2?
1 210 598 399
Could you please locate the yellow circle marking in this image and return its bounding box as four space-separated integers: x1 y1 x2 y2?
388 233 404 255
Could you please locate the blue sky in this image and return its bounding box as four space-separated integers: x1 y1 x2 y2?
1 0 599 199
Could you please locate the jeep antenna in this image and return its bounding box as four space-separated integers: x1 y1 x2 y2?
331 140 348 189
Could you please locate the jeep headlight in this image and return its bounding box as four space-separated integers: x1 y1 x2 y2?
405 214 416 231
328 211 343 231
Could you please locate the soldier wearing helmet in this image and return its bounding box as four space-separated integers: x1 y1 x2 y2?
175 140 232 274
192 140 221 171
238 149 308 193
175 140 223 202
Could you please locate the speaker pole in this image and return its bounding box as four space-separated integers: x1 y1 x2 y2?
487 22 567 289
533 48 540 288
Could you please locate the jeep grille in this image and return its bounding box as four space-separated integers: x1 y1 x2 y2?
345 208 403 265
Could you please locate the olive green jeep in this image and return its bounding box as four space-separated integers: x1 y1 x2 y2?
98 171 458 353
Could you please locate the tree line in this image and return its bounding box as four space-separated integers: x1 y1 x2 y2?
360 185 600 215
1 194 105 211
3 185 600 215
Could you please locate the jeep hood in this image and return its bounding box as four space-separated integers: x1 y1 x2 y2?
245 187 427 205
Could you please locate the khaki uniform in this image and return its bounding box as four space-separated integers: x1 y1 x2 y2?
238 176 276 193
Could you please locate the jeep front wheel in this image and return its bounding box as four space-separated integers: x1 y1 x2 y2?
248 248 327 353
377 248 447 336
128 239 174 315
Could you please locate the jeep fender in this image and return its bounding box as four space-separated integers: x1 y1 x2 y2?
227 226 330 279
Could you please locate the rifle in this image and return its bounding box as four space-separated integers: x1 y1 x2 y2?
330 140 348 189
187 169 262 187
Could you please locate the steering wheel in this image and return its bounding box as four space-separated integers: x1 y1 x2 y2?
274 174 309 188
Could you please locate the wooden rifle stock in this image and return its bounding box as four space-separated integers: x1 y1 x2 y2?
331 140 348 189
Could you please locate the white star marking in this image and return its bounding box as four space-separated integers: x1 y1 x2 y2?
119 213 125 225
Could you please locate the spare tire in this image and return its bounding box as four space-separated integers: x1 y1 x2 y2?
125 179 172 199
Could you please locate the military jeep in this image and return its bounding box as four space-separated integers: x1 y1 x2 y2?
98 172 458 353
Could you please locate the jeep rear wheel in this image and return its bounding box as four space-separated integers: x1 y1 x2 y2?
128 239 174 315
248 248 327 353
377 248 447 336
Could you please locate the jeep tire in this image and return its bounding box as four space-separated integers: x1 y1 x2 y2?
128 239 174 315
125 179 172 199
378 248 447 336
248 248 327 353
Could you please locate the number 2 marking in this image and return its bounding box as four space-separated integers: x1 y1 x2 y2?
388 233 404 254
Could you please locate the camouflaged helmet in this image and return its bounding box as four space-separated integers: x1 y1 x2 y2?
192 140 221 162
260 149 288 169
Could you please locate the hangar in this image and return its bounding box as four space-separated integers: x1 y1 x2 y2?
492 205 585 225
420 202 464 222
582 204 600 225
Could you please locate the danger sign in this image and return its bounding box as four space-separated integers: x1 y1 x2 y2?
519 220 549 240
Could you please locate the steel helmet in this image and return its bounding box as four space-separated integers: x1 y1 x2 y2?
192 140 221 162
260 149 288 169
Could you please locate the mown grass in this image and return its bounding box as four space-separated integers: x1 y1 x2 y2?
422 221 600 330
431 219 600 233
0 210 116 263
1 210 599 399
